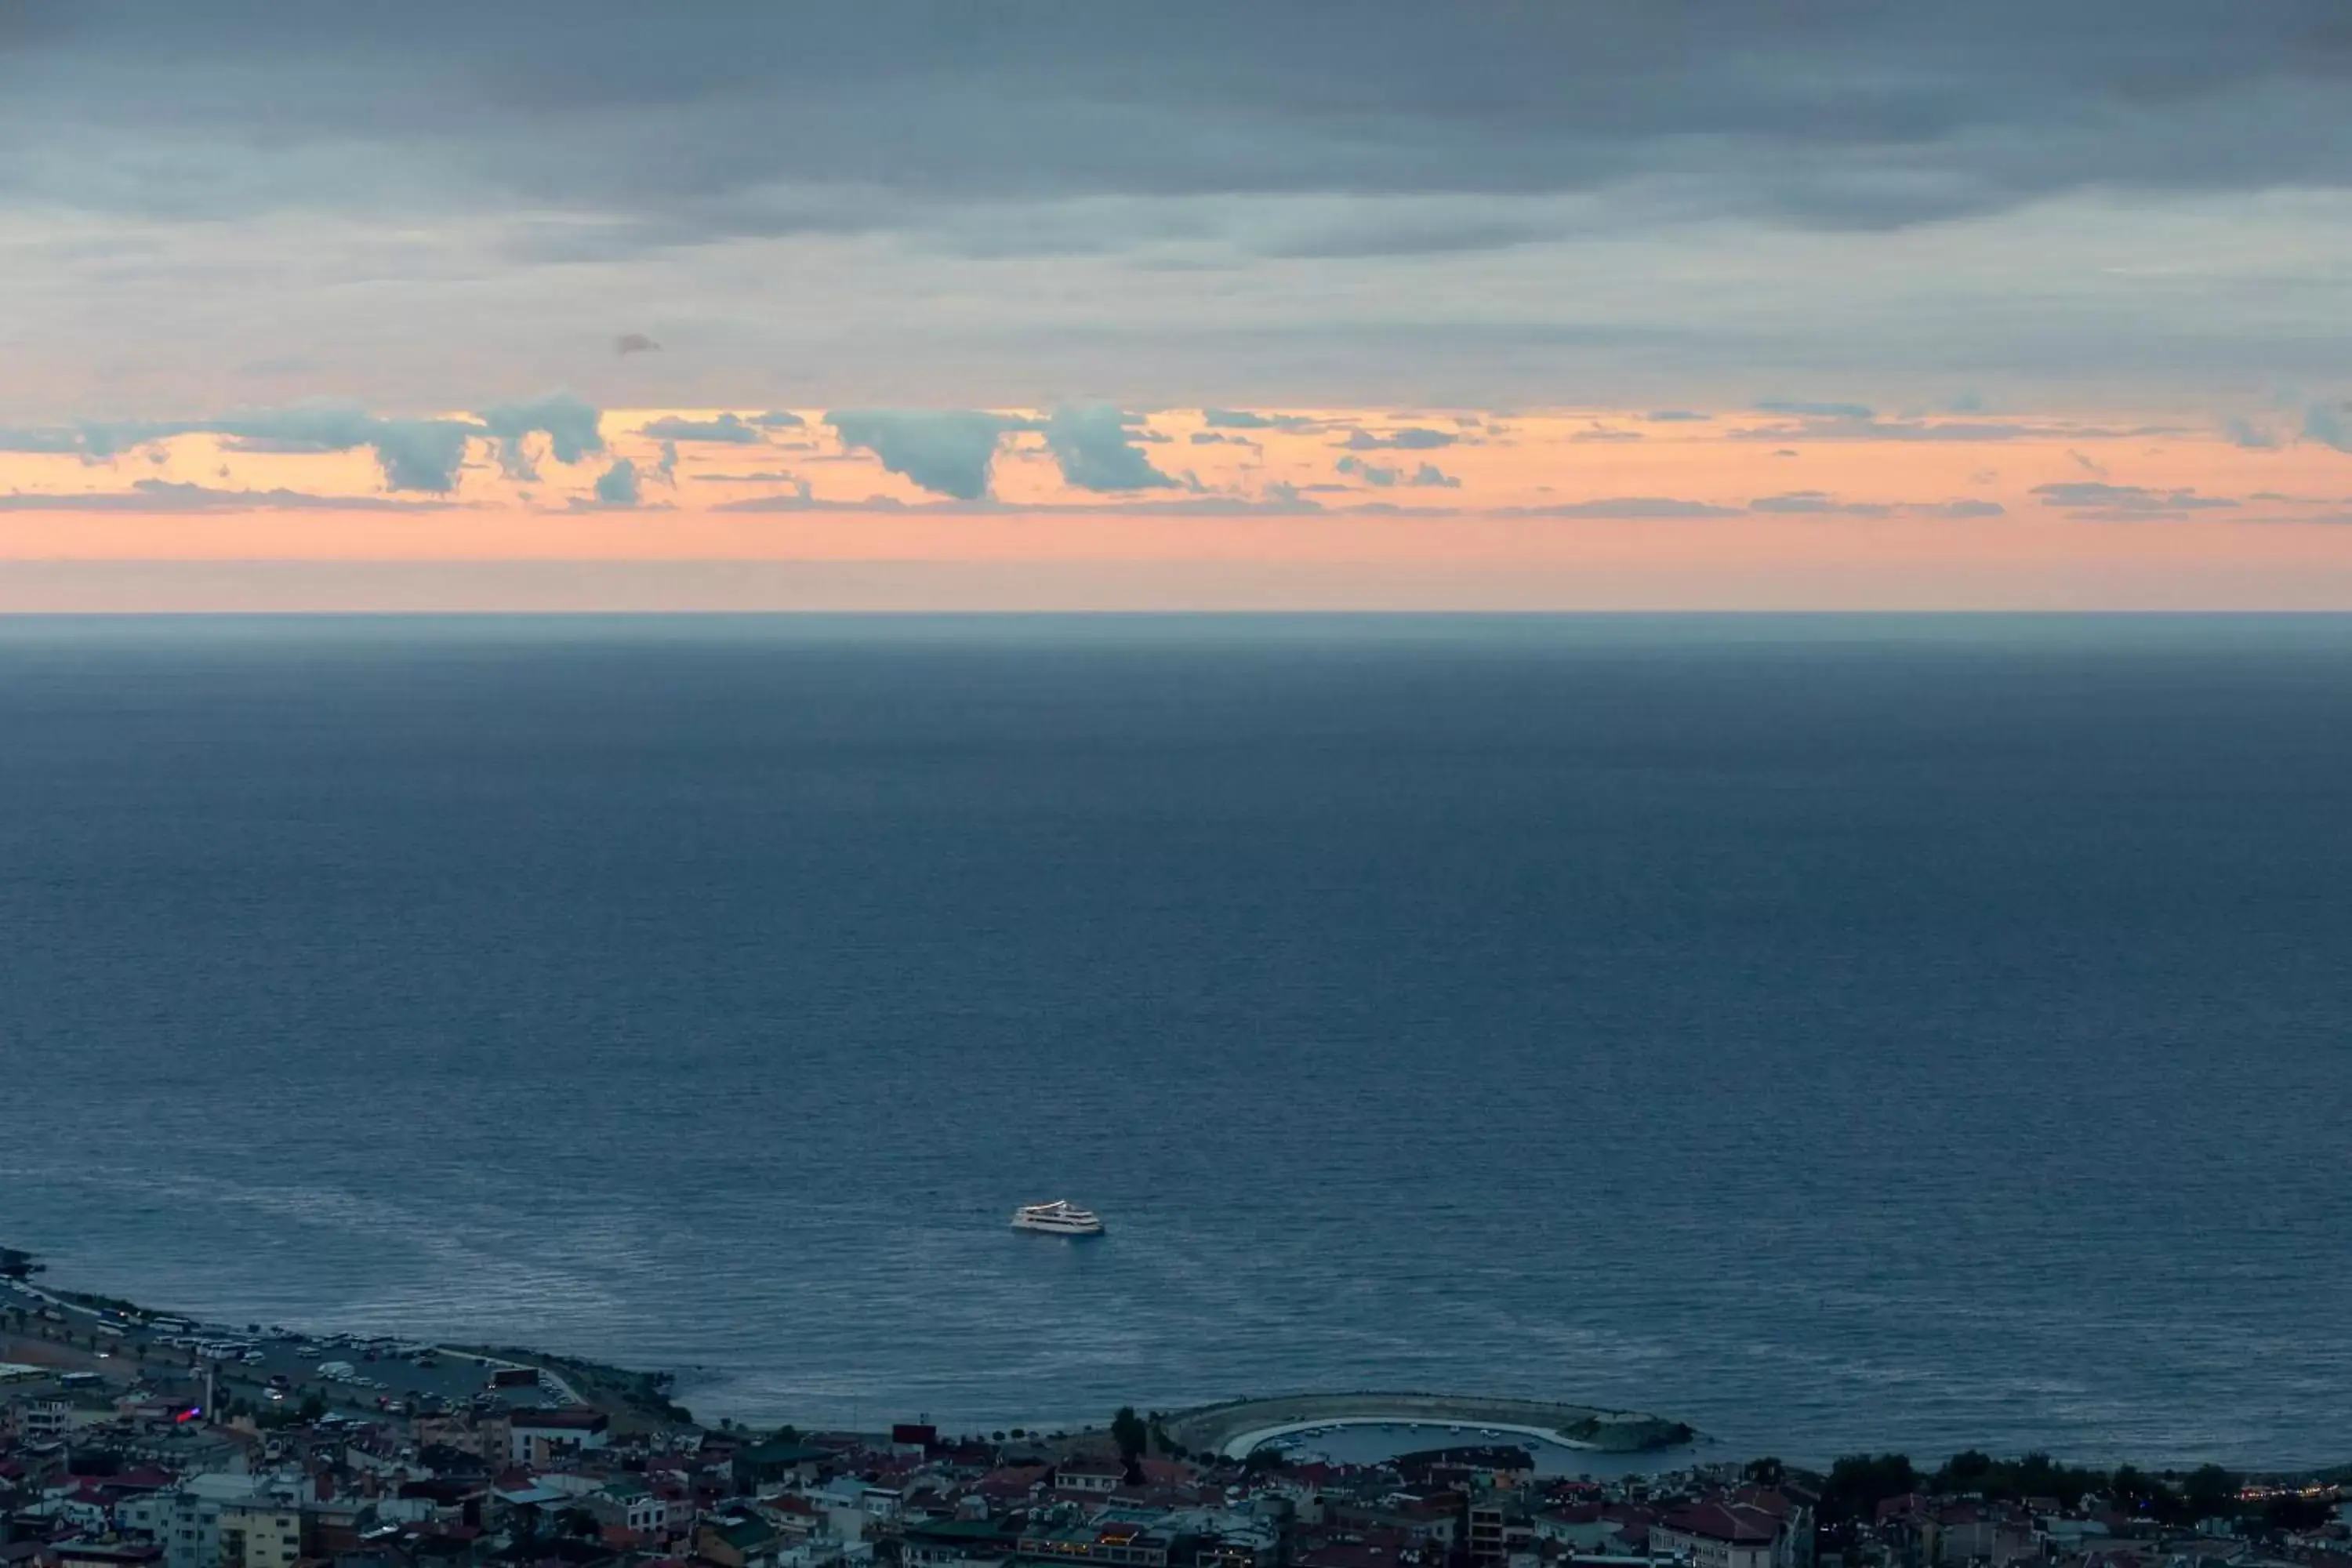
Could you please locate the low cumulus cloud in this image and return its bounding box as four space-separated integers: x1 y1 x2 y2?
1044 404 1178 492
20 394 615 490
1200 408 1316 431
0 403 510 492
2032 481 2238 518
1742 411 2180 445
1750 490 2006 518
0 479 452 513
1750 489 1894 517
638 413 765 444
614 332 661 356
477 392 606 481
1341 426 1457 450
591 458 643 506
826 408 1034 500
1335 456 1459 488
2225 416 2281 450
1733 414 2064 444
751 411 806 429
1502 496 1744 519
2304 404 2352 452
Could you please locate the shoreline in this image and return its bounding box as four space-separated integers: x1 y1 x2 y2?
9 1247 2348 1481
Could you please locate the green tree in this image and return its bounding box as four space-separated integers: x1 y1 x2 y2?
2262 1492 2328 1533
1111 1406 1149 1475
1934 1451 1994 1494
2181 1465 2237 1520
1820 1454 1919 1525
1744 1457 1786 1487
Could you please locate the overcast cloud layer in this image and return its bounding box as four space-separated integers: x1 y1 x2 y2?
8 2 2352 414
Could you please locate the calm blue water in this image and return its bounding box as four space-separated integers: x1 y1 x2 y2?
3 615 2349 1468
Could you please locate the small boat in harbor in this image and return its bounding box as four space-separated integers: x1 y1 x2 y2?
1011 1200 1105 1236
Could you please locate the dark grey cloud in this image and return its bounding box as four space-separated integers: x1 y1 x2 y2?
1754 399 1875 419
638 412 764 444
751 410 807 428
0 427 87 454
17 2 2352 245
1645 411 1710 423
826 408 1034 499
615 332 660 356
1248 211 1561 260
1044 404 1178 492
1341 426 1457 451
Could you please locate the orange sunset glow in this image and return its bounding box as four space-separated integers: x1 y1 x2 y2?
8 405 2352 608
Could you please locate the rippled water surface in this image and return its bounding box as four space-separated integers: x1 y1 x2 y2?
3 615 2348 1466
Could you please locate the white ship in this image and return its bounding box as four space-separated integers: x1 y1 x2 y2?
1011 1200 1105 1236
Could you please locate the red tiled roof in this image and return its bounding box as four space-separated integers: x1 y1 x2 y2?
1729 1488 1794 1520
1660 1504 1780 1545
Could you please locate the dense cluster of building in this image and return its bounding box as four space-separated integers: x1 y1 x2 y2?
4 1308 2348 1568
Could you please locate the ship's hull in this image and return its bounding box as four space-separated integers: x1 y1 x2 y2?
1011 1215 1105 1236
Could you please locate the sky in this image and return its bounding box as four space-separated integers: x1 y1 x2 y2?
9 1 2352 610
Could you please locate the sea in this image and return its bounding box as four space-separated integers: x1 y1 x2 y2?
2 615 2348 1469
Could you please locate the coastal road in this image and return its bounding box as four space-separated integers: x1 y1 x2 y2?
2 1276 577 1419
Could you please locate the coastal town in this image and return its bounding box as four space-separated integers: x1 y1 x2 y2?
4 1255 2346 1568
